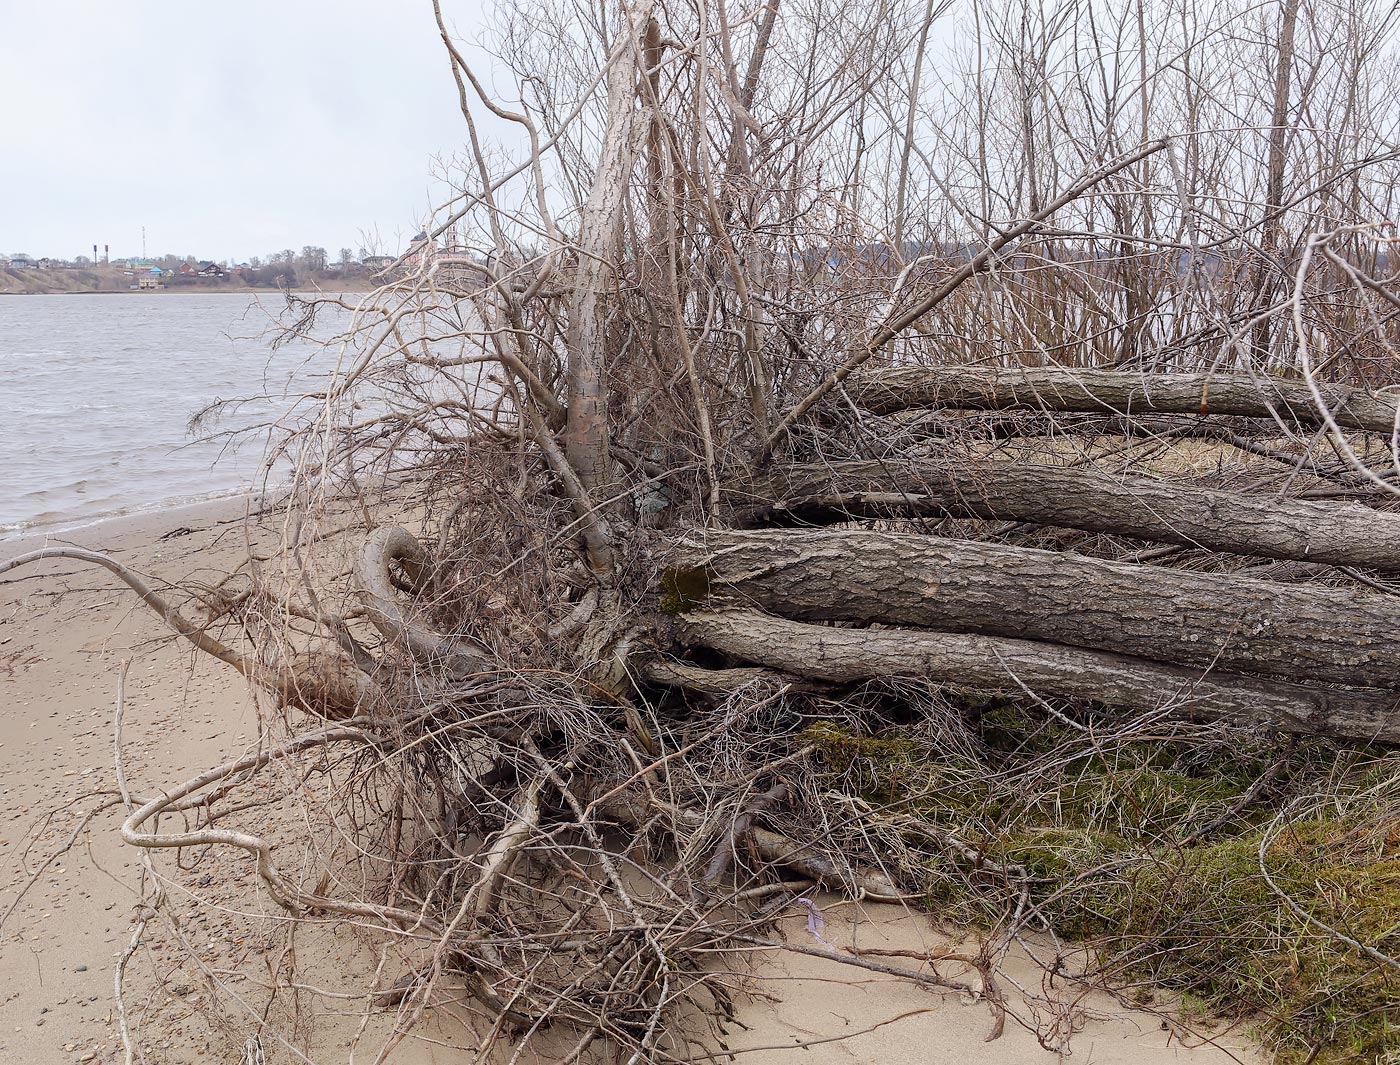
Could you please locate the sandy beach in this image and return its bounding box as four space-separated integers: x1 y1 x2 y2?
0 500 1265 1064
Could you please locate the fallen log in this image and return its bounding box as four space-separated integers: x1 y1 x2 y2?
730 459 1400 572
641 659 828 694
669 529 1400 689
847 365 1400 435
673 609 1400 744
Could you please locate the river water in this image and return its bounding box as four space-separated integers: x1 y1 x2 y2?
0 292 334 537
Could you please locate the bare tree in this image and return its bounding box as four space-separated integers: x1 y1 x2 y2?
300 244 328 273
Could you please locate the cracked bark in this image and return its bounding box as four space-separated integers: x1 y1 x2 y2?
847 366 1400 435
675 608 1400 744
669 528 1400 689
729 458 1400 572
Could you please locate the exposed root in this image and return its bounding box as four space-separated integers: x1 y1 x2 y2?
353 525 495 679
0 546 379 718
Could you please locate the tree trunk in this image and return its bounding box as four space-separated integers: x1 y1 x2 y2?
730 458 1400 572
562 0 655 490
1251 0 1302 364
847 366 1400 434
673 609 1400 744
668 528 1400 688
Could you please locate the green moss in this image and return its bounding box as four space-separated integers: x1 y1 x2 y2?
801 720 916 763
658 565 712 615
810 718 1400 1063
800 721 921 803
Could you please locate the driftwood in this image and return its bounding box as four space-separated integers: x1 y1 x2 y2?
847 365 1400 434
732 458 1400 571
0 546 376 718
670 528 1400 689
675 608 1400 744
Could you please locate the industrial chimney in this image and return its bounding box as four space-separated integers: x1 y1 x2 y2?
103 244 109 264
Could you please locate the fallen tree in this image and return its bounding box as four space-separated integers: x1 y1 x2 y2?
671 608 1400 743
732 457 1400 571
847 364 1400 434
668 528 1400 689
13 1 1400 1061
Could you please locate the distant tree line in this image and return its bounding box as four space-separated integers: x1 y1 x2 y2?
6 244 376 288
239 246 368 287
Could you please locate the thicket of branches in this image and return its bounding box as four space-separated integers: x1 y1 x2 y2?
10 0 1400 1061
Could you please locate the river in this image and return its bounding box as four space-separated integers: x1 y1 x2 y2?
0 292 335 537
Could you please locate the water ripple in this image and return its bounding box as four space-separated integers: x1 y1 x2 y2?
0 293 340 535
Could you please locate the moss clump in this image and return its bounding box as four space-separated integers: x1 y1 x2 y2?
658 565 712 614
802 720 915 764
1094 822 1400 1064
808 708 1400 1064
801 721 920 802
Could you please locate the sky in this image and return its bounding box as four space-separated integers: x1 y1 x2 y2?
0 1 509 262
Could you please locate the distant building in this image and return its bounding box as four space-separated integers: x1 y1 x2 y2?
137 267 167 290
404 231 434 271
362 254 394 272
197 260 227 278
9 254 36 269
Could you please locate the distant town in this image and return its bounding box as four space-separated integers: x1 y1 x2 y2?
0 240 439 294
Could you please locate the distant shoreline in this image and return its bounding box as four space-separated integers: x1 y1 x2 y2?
0 286 369 296
0 267 375 296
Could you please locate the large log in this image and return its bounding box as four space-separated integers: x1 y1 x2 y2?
673 609 1400 744
729 459 1400 572
668 528 1400 688
847 365 1400 434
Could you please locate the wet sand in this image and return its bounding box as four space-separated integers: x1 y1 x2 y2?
0 500 1264 1064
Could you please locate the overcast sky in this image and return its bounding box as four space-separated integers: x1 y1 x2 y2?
0 1 506 262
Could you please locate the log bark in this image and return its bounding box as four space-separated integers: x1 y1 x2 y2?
669 528 1400 689
729 459 1400 572
847 366 1400 435
674 609 1400 744
641 659 828 694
